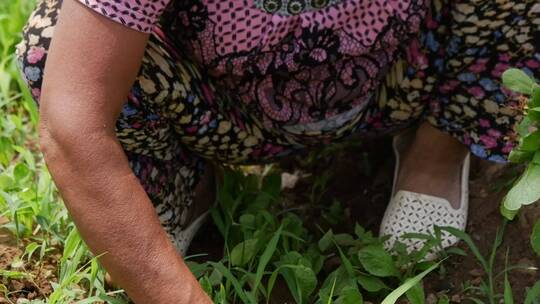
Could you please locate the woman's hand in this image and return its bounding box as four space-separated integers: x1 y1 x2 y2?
39 0 211 302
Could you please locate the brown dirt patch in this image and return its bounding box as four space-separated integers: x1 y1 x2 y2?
0 218 58 303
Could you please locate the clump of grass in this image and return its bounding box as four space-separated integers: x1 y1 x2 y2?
189 168 448 303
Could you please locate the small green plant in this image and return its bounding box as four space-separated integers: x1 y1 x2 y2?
500 68 540 219
441 221 540 303
442 224 507 303
498 69 540 302
192 168 446 304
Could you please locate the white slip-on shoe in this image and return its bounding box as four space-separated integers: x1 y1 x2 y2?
173 169 221 256
379 130 470 259
174 211 210 256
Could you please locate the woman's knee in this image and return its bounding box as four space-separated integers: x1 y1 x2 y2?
15 0 61 103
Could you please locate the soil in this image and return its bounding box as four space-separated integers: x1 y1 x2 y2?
0 217 58 303
1 137 539 303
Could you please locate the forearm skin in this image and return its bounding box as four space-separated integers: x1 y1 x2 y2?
39 124 210 303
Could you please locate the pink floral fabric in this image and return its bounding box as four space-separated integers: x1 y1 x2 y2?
79 0 427 133
63 0 539 162
78 0 170 32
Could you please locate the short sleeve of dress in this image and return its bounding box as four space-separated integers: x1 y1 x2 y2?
78 0 171 33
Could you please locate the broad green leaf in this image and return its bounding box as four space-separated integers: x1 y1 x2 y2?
526 107 540 123
381 262 440 304
508 149 534 163
0 174 14 190
230 238 258 266
517 116 533 137
186 261 209 278
357 245 399 277
294 264 317 302
277 251 303 264
305 245 325 274
502 163 540 218
13 163 29 182
531 86 540 108
357 274 389 292
333 233 355 246
239 213 256 228
532 220 540 256
318 266 355 303
354 224 366 238
519 131 540 152
406 282 425 304
336 285 363 304
275 252 304 303
318 230 333 252
336 244 354 277
437 295 450 304
502 68 535 94
208 268 223 286
533 151 540 165
525 281 540 304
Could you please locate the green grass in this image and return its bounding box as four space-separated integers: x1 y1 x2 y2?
0 1 130 303
1 1 539 303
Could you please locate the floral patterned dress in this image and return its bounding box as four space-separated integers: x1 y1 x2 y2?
16 0 540 250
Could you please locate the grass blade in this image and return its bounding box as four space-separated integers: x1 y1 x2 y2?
381 262 440 304
326 276 337 304
504 249 514 304
210 261 252 304
251 224 283 298
439 226 487 270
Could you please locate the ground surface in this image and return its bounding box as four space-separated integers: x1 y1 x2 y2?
188 137 540 303
2 138 539 303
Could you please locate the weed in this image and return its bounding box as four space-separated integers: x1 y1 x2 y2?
500 69 540 219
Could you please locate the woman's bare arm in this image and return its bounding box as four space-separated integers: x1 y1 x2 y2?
39 0 211 302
